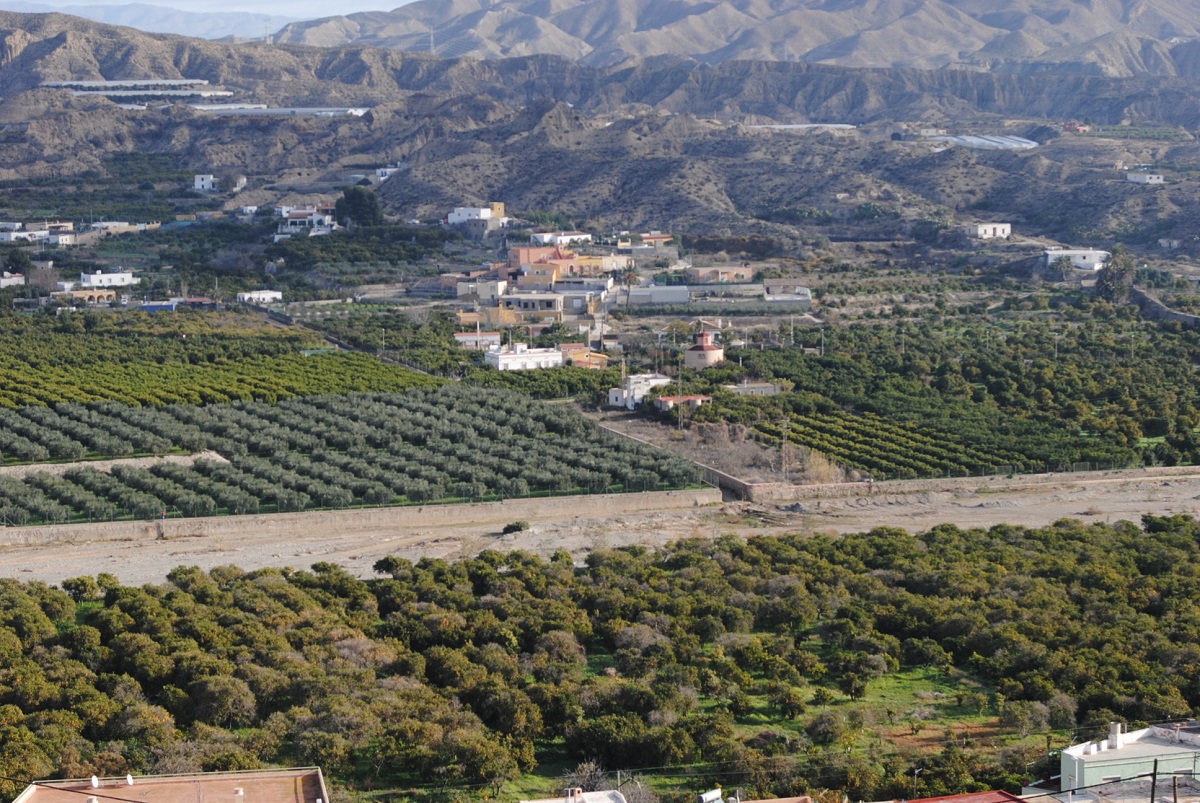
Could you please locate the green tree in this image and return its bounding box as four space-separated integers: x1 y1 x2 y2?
335 186 384 227
1095 246 1134 303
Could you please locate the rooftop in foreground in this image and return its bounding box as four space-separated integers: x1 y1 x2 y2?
13 768 328 803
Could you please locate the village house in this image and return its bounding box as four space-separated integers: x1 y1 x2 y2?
685 266 758 283
0 229 48 243
723 380 782 396
559 343 609 369
641 231 674 248
456 278 508 303
523 789 627 803
13 768 328 803
608 373 673 409
531 231 593 246
1126 172 1164 184
236 290 283 305
576 253 633 275
1060 722 1200 792
519 263 561 290
628 285 690 305
964 222 1012 239
1045 247 1110 271
655 394 712 411
484 343 565 371
454 331 503 350
0 271 25 288
193 174 218 191
52 288 117 304
78 270 139 288
447 203 510 238
499 292 566 322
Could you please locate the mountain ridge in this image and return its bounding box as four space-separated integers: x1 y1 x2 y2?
269 0 1200 76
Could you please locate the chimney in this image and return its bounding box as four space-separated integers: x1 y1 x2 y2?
1110 722 1124 750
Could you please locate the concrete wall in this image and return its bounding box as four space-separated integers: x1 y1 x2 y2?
0 489 722 547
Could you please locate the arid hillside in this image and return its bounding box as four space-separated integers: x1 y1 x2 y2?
2 11 1200 241
270 0 1200 76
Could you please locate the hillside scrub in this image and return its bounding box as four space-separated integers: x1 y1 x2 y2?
0 518 1197 799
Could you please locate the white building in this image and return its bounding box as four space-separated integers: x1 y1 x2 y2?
454 331 503 350
763 281 813 307
376 166 400 179
522 790 627 803
456 279 507 302
236 290 283 305
531 231 593 246
194 174 217 192
48 233 76 247
965 222 1012 239
0 230 48 242
0 271 25 288
447 207 494 225
1045 248 1111 271
1126 172 1164 185
627 286 690 305
1062 723 1200 792
0 222 22 232
240 205 259 215
79 270 139 288
483 343 565 371
608 373 673 410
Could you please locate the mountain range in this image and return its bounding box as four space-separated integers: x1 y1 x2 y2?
270 0 1200 76
0 1 297 39
1 9 1199 243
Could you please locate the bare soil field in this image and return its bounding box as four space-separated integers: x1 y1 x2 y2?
0 467 1197 586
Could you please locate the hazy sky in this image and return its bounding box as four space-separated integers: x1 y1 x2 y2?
5 0 411 19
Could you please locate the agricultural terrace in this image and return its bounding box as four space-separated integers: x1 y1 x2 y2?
0 387 702 525
0 313 438 407
664 307 1200 478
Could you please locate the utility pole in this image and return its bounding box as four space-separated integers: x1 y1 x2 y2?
781 418 788 480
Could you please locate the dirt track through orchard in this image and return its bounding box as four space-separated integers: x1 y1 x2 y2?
1 468 1198 585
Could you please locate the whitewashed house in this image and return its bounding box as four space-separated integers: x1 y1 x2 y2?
965 222 1012 239
483 343 564 371
79 270 139 288
608 373 673 410
236 290 283 305
1044 248 1111 271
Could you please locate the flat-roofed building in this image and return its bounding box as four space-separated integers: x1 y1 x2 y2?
13 768 329 803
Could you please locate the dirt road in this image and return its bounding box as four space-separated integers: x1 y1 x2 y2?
1 468 1198 586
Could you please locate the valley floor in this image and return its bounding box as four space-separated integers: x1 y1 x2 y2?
0 466 1197 585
